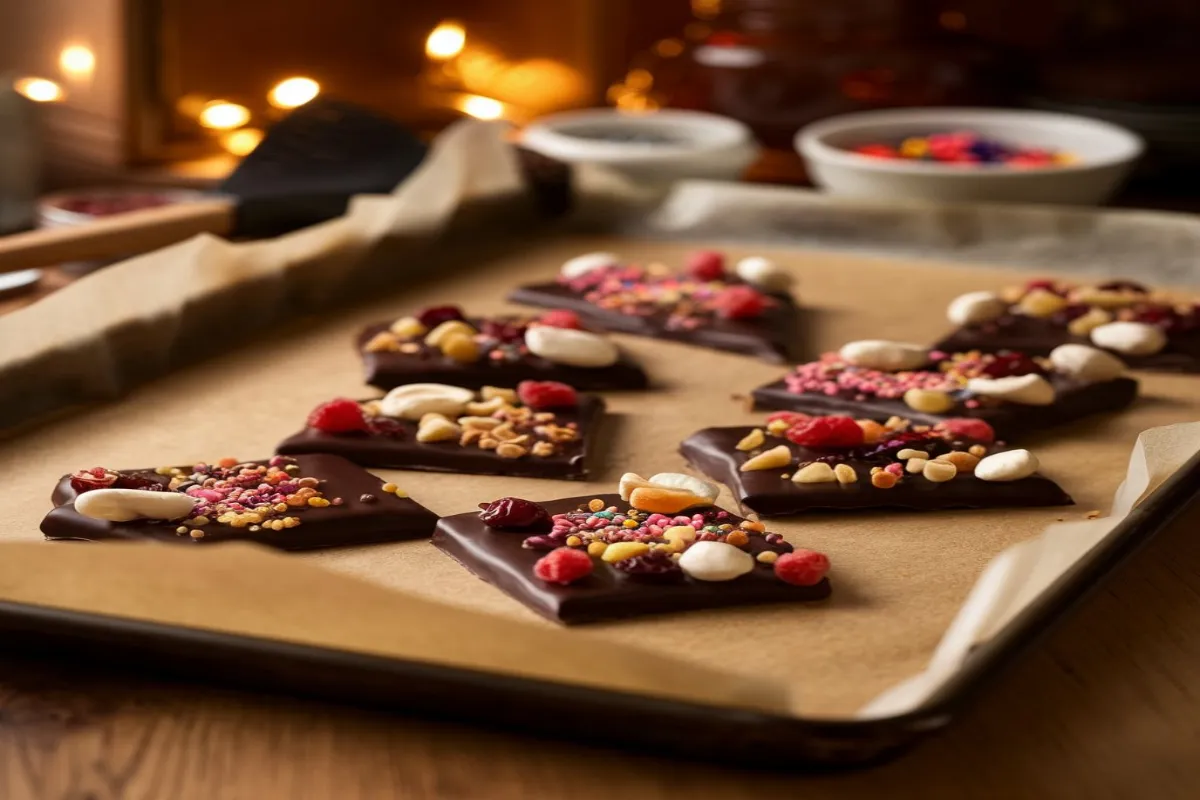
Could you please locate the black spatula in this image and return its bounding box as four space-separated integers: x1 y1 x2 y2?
0 99 428 274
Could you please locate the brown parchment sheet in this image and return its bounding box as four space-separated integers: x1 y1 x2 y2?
2 235 1198 719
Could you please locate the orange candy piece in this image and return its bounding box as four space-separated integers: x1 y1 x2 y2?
628 486 712 515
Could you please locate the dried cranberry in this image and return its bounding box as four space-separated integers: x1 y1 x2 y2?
417 305 466 328
366 416 406 437
612 550 683 582
306 398 369 434
1050 304 1090 325
933 418 996 444
1132 305 1180 330
478 497 553 531
481 319 528 343
711 285 769 320
1097 280 1148 294
517 380 578 410
69 467 118 494
115 474 164 491
785 416 864 448
981 351 1043 378
533 547 593 585
774 549 830 586
685 250 726 282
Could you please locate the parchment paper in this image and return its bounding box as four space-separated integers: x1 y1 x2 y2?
2 230 1198 718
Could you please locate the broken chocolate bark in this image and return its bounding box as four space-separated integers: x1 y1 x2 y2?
507 251 802 363
277 386 606 480
42 454 438 550
936 279 1200 373
433 487 831 625
751 347 1138 439
681 415 1072 517
359 307 647 392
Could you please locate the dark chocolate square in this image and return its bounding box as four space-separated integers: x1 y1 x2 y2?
681 427 1073 517
359 317 648 392
277 396 606 480
432 494 831 625
42 454 438 551
508 276 801 363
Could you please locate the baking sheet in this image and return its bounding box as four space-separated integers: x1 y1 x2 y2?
2 234 1198 719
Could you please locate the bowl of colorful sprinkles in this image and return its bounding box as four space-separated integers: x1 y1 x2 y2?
796 107 1143 206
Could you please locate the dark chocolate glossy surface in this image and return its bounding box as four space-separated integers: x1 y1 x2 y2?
936 314 1200 373
358 320 648 392
507 283 800 363
43 454 438 551
432 493 830 625
751 375 1139 440
681 427 1073 517
276 396 605 480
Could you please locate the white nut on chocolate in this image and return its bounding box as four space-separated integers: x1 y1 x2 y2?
839 340 929 372
75 488 198 522
1048 344 1127 382
677 541 755 582
792 462 837 484
966 373 1056 406
975 449 1039 482
560 251 620 279
648 472 720 502
946 291 1009 326
416 416 461 443
380 383 475 420
735 256 793 291
1089 321 1168 356
524 325 619 368
740 444 792 472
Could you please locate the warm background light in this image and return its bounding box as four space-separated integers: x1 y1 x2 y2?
268 76 320 109
59 45 96 77
221 128 265 156
14 77 64 102
426 22 466 60
198 100 251 130
457 94 504 120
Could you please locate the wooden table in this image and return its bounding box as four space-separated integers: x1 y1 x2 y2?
1 503 1197 799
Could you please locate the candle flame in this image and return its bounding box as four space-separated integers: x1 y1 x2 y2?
14 77 64 102
268 77 320 109
222 128 265 156
457 94 504 120
426 22 466 60
59 45 96 77
198 100 251 130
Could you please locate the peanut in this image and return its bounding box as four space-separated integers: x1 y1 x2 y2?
424 320 477 348
389 316 427 339
834 463 858 484
481 386 518 403
740 444 792 472
736 428 765 451
792 462 837 484
923 460 958 483
496 443 527 459
906 457 928 474
601 542 651 563
903 388 955 414
441 334 481 364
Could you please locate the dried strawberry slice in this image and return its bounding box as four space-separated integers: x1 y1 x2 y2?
69 467 119 494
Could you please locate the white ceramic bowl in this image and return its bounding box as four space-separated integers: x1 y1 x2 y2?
796 108 1144 205
522 108 759 184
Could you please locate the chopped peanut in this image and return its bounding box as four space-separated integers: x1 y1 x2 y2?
923 460 957 483
363 331 401 353
740 444 792 472
389 316 427 339
834 463 858 484
736 428 765 451
480 386 518 403
792 462 837 484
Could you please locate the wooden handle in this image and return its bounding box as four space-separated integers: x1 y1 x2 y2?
0 198 236 274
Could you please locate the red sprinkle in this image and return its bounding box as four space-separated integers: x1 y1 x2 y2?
534 547 594 585
934 418 996 444
686 250 726 282
774 549 830 586
538 309 583 330
517 380 579 410
306 398 369 434
785 416 864 448
710 285 769 320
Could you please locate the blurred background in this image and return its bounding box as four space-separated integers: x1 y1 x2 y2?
5 0 1200 191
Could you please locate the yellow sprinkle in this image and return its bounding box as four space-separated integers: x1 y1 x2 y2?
307 497 331 508
622 518 638 528
566 535 582 547
899 137 929 158
587 541 608 557
381 483 398 494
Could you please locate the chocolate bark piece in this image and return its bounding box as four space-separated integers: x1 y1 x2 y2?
433 494 830 625
681 427 1073 517
277 395 605 480
507 280 801 363
42 454 437 551
358 318 648 392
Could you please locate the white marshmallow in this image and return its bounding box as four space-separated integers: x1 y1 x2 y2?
735 257 793 292
524 325 619 368
74 488 198 522
648 472 720 502
974 449 1039 482
966 373 1056 405
560 252 620 280
380 383 475 420
678 541 755 582
1089 321 1168 356
839 340 929 372
1048 344 1126 382
946 291 1009 326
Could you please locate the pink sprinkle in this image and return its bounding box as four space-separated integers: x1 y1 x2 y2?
885 463 904 477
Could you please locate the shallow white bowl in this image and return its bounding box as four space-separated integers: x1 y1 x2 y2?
796 108 1144 206
522 108 759 184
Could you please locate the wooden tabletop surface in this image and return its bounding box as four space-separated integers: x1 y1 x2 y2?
1 501 1197 799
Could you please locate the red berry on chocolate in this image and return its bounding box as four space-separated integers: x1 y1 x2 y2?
69 467 119 494
766 411 810 426
479 497 553 531
686 250 726 282
417 305 466 328
981 351 1043 378
533 547 593 585
785 416 864 448
934 418 996 444
774 549 830 586
115 474 164 491
711 285 769 320
366 416 406 437
517 380 578 410
611 550 684 582
538 309 583 330
306 398 369 434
